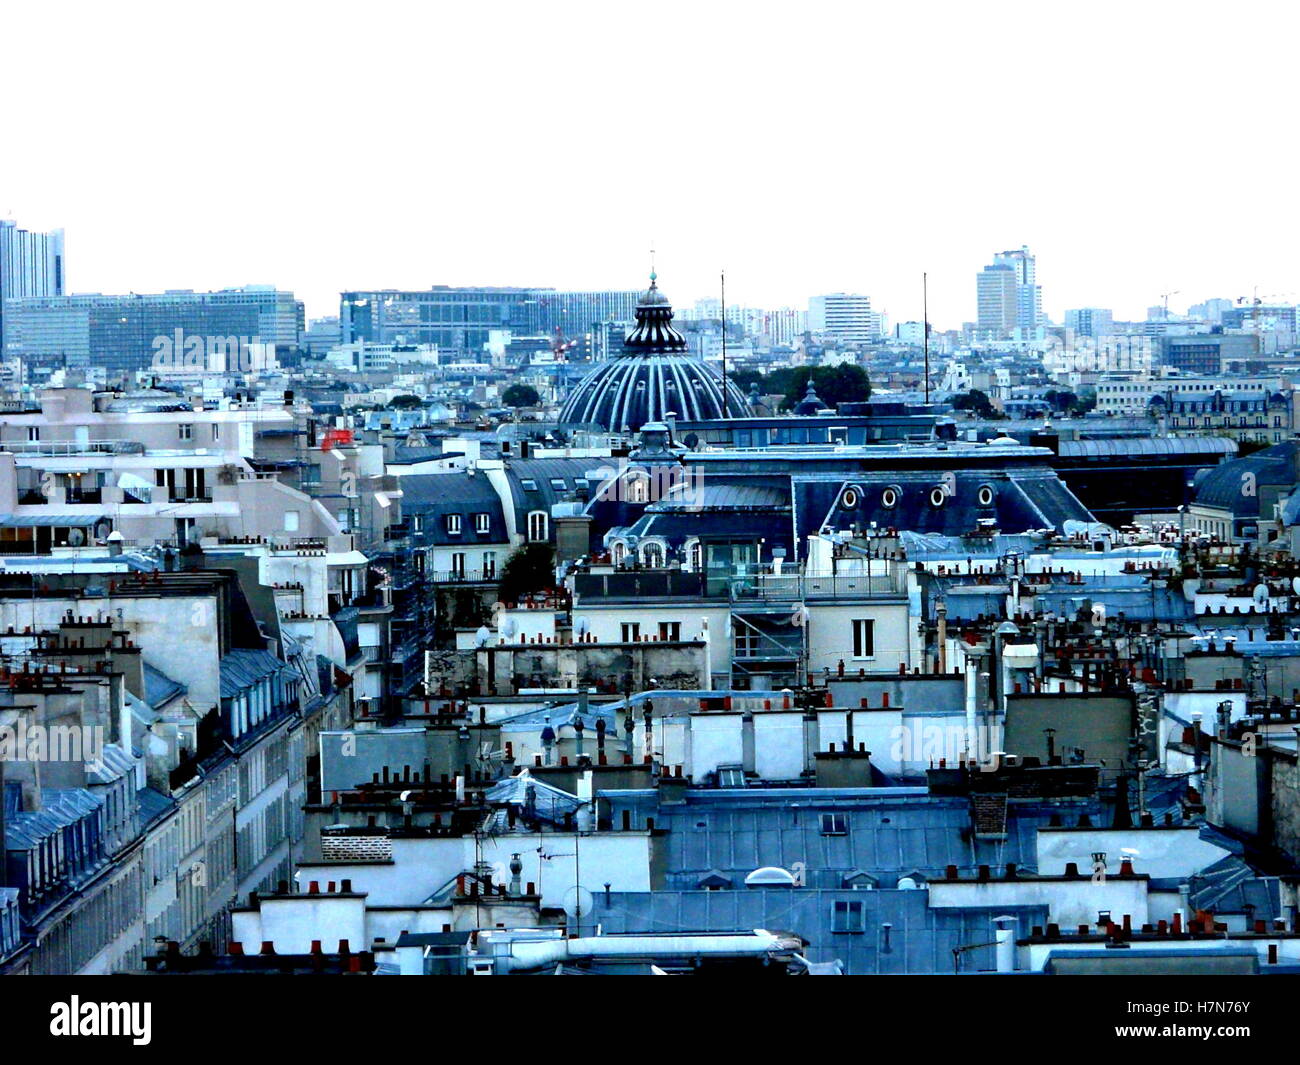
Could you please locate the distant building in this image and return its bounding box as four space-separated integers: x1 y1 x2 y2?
978 246 1041 336
1220 304 1298 333
302 315 341 356
809 293 879 343
1187 297 1234 324
894 321 926 345
976 264 1018 336
1158 333 1259 375
340 287 639 353
0 219 65 353
3 286 303 375
1064 307 1113 338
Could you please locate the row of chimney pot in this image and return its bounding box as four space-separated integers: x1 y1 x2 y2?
1030 914 1300 938
943 858 1137 880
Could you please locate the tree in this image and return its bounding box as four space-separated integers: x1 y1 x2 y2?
951 388 1000 419
497 542 555 605
388 394 424 409
502 383 541 408
729 365 871 411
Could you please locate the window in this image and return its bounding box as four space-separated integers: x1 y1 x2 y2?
179 424 193 441
520 479 538 491
642 541 664 568
474 512 491 534
852 619 874 659
821 813 848 836
658 621 681 641
283 510 300 532
450 552 466 578
446 514 462 535
717 765 746 788
621 622 641 643
211 423 221 441
549 478 567 491
527 511 548 542
411 515 423 533
483 551 497 579
832 900 865 933
26 427 39 442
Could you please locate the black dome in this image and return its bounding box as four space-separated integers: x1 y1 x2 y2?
558 274 748 431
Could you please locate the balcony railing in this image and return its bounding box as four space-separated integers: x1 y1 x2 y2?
431 569 498 584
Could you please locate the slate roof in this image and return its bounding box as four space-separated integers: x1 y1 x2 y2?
394 473 509 545
136 786 176 829
503 457 609 533
631 791 1104 889
4 788 104 852
1189 854 1284 921
1194 440 1298 518
590 886 1048 975
143 661 187 708
219 649 291 699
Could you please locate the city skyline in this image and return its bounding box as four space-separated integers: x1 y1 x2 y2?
6 2 1298 329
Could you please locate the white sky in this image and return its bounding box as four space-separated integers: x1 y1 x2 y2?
6 0 1297 327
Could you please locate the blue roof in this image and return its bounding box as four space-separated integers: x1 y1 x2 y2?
591 887 1048 975
143 661 187 708
136 786 176 829
219 649 291 699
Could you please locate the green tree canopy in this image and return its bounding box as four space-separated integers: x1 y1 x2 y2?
497 542 555 605
728 365 871 411
502 383 541 407
951 388 1001 419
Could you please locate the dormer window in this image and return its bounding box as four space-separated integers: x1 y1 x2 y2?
527 511 548 542
474 512 491 534
446 514 462 535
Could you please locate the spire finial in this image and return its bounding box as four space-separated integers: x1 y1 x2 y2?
650 244 657 285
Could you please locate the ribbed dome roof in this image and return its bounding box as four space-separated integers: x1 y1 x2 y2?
1194 439 1298 518
558 274 748 432
621 275 687 353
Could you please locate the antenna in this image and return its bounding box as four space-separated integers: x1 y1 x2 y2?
720 269 728 419
922 272 930 405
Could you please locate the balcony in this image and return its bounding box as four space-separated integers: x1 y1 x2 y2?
431 568 498 584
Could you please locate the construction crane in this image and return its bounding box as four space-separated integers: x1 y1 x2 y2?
550 326 577 362
1160 290 1180 318
1236 289 1294 337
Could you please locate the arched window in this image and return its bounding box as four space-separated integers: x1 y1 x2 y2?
527 511 548 542
613 541 626 566
642 541 664 568
687 540 702 571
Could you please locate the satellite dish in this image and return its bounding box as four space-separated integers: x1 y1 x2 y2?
66 527 86 547
562 885 594 918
